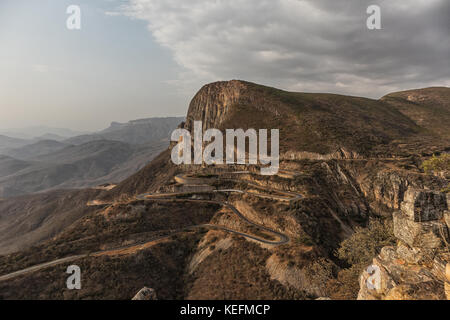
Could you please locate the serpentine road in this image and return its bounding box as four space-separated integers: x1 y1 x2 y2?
0 171 301 282
135 171 303 245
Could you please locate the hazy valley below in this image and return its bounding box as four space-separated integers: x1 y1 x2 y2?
0 117 184 198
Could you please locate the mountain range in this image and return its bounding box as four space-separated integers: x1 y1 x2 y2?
0 117 184 198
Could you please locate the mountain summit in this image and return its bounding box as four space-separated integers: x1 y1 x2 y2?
185 80 448 156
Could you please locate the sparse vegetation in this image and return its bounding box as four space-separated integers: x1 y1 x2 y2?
0 236 202 300
186 237 310 300
328 219 396 300
295 233 315 246
422 153 450 175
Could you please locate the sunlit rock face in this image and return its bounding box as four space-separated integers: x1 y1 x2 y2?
393 211 448 250
400 188 447 222
185 80 246 132
132 287 157 300
358 187 450 300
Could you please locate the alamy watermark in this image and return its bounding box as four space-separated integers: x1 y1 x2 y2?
366 264 381 290
66 5 81 30
367 5 381 30
66 265 81 290
170 121 279 175
63 4 380 31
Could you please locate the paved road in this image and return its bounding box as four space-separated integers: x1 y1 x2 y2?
136 172 301 244
0 170 299 282
0 255 86 282
0 232 197 282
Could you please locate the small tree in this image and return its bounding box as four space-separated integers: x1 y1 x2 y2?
422 153 450 176
330 219 395 300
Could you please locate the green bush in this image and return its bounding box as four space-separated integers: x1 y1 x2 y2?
422 153 450 175
337 220 395 266
330 219 395 300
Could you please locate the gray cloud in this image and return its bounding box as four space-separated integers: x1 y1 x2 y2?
120 0 450 98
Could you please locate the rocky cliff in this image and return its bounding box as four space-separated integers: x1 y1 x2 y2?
358 189 450 300
183 80 448 157
185 80 247 132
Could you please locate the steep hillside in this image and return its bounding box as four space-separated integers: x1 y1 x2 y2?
98 148 177 202
0 81 448 300
0 140 168 197
0 188 101 255
381 87 450 139
103 81 449 202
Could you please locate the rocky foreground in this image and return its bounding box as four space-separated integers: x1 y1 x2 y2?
358 189 449 299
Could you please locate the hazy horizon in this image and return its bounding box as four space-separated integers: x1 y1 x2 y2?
0 115 186 137
2 84 450 133
1 0 449 131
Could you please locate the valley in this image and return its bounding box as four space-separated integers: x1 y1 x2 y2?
0 117 184 198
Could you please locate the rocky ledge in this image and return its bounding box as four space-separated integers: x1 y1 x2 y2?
132 287 158 300
358 189 450 300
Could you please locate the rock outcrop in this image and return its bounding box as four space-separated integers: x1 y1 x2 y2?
393 211 447 249
185 80 246 132
132 287 157 300
400 189 447 222
446 264 450 299
358 188 450 300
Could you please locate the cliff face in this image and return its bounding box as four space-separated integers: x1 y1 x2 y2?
184 80 449 157
185 80 247 132
358 189 450 300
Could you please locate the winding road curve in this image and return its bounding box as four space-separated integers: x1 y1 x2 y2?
135 171 302 245
0 170 301 282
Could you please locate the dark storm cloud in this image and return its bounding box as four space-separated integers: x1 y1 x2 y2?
121 0 450 97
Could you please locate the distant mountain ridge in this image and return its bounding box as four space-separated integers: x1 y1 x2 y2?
0 117 184 198
0 135 30 154
0 126 87 140
5 140 69 160
64 117 184 145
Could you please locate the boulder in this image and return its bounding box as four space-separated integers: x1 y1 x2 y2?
400 189 447 222
132 287 157 300
358 246 446 300
396 242 425 264
385 282 445 300
357 248 397 300
393 211 448 249
431 253 450 279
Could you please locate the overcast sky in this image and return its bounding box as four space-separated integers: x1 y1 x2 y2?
0 0 449 131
